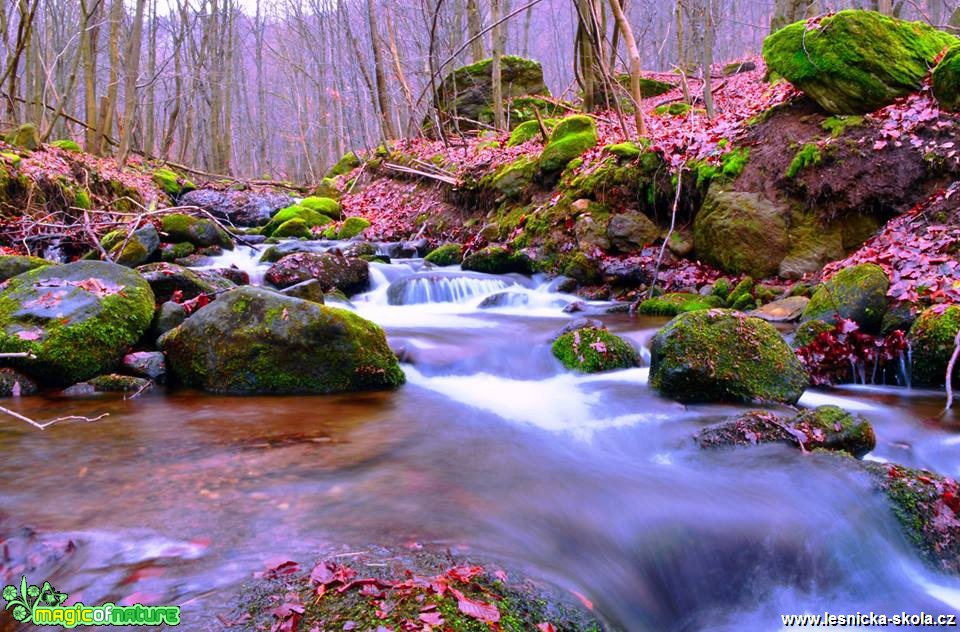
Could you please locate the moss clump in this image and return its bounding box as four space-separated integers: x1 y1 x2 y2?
605 141 643 160
338 216 371 239
309 177 341 199
821 115 865 137
272 218 312 239
488 156 537 199
785 142 822 178
83 373 152 393
160 242 196 262
933 45 960 111
552 326 641 373
4 124 39 150
762 9 958 114
801 263 889 331
689 147 751 188
152 168 195 197
908 305 960 386
654 102 692 116
538 115 598 173
73 188 92 209
638 292 724 316
50 139 82 152
506 119 557 146
793 320 835 349
424 243 463 266
0 261 155 384
299 196 343 219
461 246 534 275
327 151 362 177
262 205 332 237
650 309 809 404
161 213 234 248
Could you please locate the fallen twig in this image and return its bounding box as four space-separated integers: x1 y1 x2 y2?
0 406 109 430
633 164 684 313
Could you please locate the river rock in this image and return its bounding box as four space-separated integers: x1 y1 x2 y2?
265 252 369 295
607 211 659 253
423 243 463 266
0 255 51 283
137 262 235 303
152 301 187 339
63 373 152 397
160 286 405 394
0 368 38 397
279 279 326 304
161 213 234 249
650 309 808 404
0 261 155 384
549 318 605 342
801 263 889 332
908 305 960 387
102 224 160 267
552 326 641 373
461 246 534 275
749 296 809 322
178 189 294 226
122 351 167 381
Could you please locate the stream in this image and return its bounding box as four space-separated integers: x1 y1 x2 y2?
2 242 960 630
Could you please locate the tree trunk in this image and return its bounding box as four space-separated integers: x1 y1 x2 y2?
118 0 147 165
608 0 646 135
96 0 124 155
366 0 396 139
491 0 505 129
467 0 484 62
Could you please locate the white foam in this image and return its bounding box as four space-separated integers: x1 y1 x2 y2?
798 391 881 411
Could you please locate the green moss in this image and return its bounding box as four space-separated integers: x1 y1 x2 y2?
821 115 865 137
299 196 342 219
262 205 332 237
711 278 731 301
160 242 196 262
785 143 822 178
605 141 643 160
272 218 312 239
762 9 957 113
933 45 960 111
552 326 641 373
424 243 463 266
538 115 598 173
152 168 194 197
506 119 557 146
908 305 960 386
650 309 809 404
1 152 21 167
338 216 371 240
793 319 835 348
461 246 533 274
488 156 537 199
690 147 751 188
74 188 92 209
327 151 362 177
801 263 889 331
638 292 724 316
654 102 692 116
50 139 82 152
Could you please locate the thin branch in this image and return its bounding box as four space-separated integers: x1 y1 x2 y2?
0 406 109 431
945 328 960 410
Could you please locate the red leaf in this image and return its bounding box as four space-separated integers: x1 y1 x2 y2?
451 589 500 623
418 611 444 625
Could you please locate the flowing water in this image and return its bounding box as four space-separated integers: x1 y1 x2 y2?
2 243 960 631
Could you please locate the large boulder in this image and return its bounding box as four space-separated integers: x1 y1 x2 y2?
650 309 808 404
261 204 333 237
178 189 295 226
538 115 598 174
161 213 234 249
0 255 51 282
160 286 404 394
551 326 641 373
693 185 789 279
763 10 957 114
0 261 154 383
434 56 548 131
908 305 960 387
933 45 960 112
101 224 160 267
800 263 889 331
137 262 234 303
265 252 369 295
607 211 659 253
778 212 845 280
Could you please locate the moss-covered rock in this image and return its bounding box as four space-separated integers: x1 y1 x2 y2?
264 252 370 295
693 185 789 278
506 119 557 146
461 246 534 275
638 292 723 316
102 224 160 267
908 305 960 387
299 196 343 219
137 262 234 303
49 139 81 152
487 156 537 199
152 168 196 198
793 318 834 348
327 151 362 177
4 124 39 150
0 261 155 384
161 213 234 249
933 45 960 111
606 211 659 253
0 255 51 282
800 263 889 331
653 102 692 116
262 205 332 237
778 212 845 280
271 218 312 239
64 373 152 396
650 309 808 404
424 243 464 266
337 216 371 240
539 115 598 174
159 242 196 263
605 141 643 159
762 10 957 114
551 326 641 373
160 286 404 394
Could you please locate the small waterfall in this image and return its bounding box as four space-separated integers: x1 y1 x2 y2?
199 245 269 286
387 273 515 305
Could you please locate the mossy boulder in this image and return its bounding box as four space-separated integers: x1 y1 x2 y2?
506 119 557 146
327 151 362 177
487 156 537 199
778 212 845 280
908 305 960 387
272 218 312 239
64 373 152 396
693 185 789 278
695 405 875 457
762 9 957 114
179 189 294 227
605 141 643 159
434 56 549 131
264 252 370 295
538 115 598 173
800 263 889 331
461 246 534 275
4 124 39 150
160 286 404 394
299 196 343 219
161 213 234 249
152 168 196 198
552 326 641 373
159 242 196 263
102 224 160 267
0 261 155 384
424 243 464 266
262 205 332 237
137 262 234 303
650 309 808 404
793 318 834 348
49 139 81 152
638 292 724 316
0 255 51 282
933 45 960 111
337 216 371 240
606 211 659 253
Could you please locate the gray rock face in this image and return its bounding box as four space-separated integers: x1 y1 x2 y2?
607 212 659 253
122 351 167 381
179 189 295 226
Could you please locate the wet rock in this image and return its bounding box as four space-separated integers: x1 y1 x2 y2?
265 252 369 296
63 373 152 396
102 224 160 267
650 309 808 404
749 295 809 322
908 305 960 387
161 213 234 249
152 301 187 339
341 241 378 258
160 286 404 394
547 275 577 293
549 317 604 341
607 211 659 253
461 246 534 275
424 243 463 266
401 238 429 257
122 351 167 381
178 189 294 226
258 240 327 263
0 368 38 397
552 326 641 373
279 279 326 304
881 302 916 335
137 262 234 303
0 261 154 384
205 266 249 286
0 255 51 283
801 263 889 332
159 242 196 263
